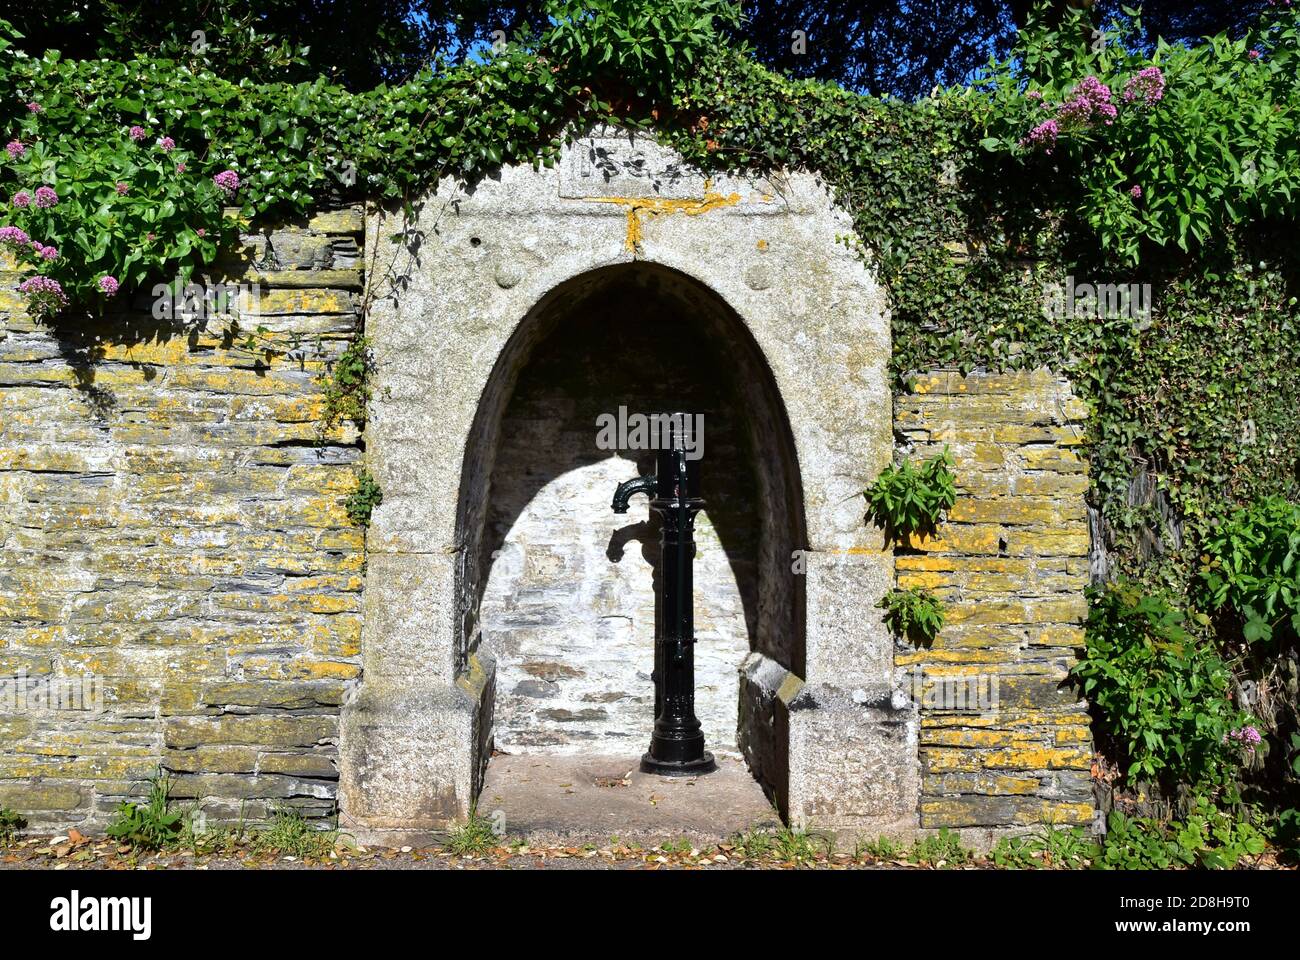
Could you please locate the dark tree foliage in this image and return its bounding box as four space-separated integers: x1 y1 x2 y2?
6 0 452 87
734 0 1017 98
735 0 1275 97
4 0 1279 95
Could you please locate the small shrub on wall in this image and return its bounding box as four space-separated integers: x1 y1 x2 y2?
1075 582 1251 788
3 83 232 308
878 587 945 647
864 448 957 540
345 470 382 528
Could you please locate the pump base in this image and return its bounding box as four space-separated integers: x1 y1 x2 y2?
640 751 716 777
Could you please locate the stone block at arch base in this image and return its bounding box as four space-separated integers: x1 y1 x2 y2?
339 652 495 847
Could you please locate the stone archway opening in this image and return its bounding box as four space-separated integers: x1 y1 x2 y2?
458 263 805 824
341 128 912 846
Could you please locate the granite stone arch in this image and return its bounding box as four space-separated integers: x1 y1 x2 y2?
339 128 917 843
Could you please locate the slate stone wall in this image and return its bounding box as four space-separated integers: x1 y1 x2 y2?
894 369 1096 834
0 196 1096 839
0 206 366 830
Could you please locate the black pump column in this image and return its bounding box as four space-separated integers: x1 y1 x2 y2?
611 413 715 776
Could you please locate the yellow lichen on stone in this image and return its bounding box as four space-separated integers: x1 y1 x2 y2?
583 183 744 252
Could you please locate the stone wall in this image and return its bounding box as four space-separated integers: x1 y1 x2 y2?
893 369 1095 837
0 207 366 830
0 184 1097 840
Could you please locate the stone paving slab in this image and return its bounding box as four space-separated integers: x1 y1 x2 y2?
479 752 780 845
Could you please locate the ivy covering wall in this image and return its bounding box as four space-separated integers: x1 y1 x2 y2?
2 1 1298 854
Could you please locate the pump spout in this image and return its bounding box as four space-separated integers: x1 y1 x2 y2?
612 474 656 514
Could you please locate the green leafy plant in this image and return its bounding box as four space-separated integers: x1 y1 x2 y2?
0 806 25 844
978 5 1300 263
1096 805 1267 870
878 587 946 646
251 806 338 858
1095 810 1195 869
444 806 500 856
319 336 373 436
857 834 905 861
1201 496 1300 645
345 468 383 528
1074 583 1248 787
908 828 973 868
105 769 184 850
864 448 957 539
991 826 1100 869
3 94 231 312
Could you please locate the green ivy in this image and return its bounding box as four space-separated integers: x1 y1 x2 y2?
345 469 382 528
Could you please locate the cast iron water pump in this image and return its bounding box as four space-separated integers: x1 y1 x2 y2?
611 413 716 776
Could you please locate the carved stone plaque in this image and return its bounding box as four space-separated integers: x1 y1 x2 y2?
560 127 707 200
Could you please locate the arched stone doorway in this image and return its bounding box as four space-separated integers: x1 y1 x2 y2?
471 262 802 763
340 127 917 843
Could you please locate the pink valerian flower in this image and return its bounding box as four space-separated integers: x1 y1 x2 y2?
1057 75 1117 126
26 102 43 113
1018 118 1059 153
146 232 156 242
1129 184 1142 199
17 275 69 316
7 234 56 262
0 225 31 247
1248 49 1261 60
115 182 129 195
11 190 31 208
157 136 176 152
1123 66 1166 107
1021 76 1118 150
1228 725 1263 753
213 169 240 195
5 140 24 158
196 228 206 237
1025 89 1043 101
129 125 147 141
97 275 120 296
33 186 58 208
175 162 187 173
